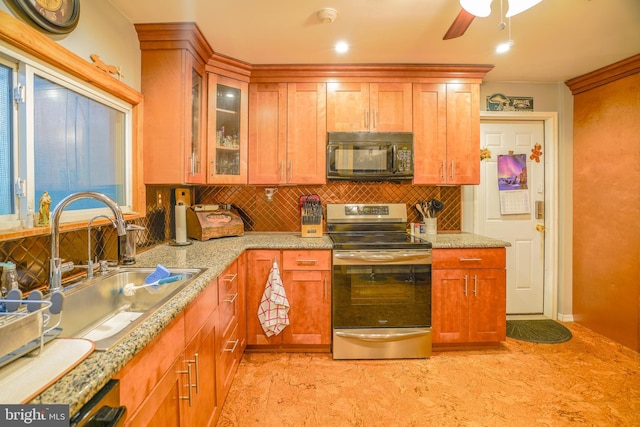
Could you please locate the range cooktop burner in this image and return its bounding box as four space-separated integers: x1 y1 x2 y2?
329 232 431 250
326 203 432 250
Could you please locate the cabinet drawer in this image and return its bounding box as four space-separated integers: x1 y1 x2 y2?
218 279 238 334
218 322 240 401
218 261 239 301
184 278 218 340
432 248 506 269
282 250 331 271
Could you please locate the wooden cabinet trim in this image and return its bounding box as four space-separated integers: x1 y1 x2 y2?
565 54 640 95
250 64 493 83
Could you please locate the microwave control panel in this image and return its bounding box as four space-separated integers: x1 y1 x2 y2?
396 148 412 172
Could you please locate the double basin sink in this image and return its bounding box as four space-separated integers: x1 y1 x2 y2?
52 267 203 351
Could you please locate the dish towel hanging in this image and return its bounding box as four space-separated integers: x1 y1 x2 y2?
257 259 290 337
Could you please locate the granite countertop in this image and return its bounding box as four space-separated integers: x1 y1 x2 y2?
28 231 506 416
421 232 511 248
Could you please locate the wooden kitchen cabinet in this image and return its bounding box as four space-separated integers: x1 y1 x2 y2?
413 83 480 184
248 83 326 184
115 311 185 425
246 250 283 346
431 248 506 347
216 258 244 403
246 249 332 350
118 276 227 427
207 73 249 184
326 82 412 132
136 23 212 184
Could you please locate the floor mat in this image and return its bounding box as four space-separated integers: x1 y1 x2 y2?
506 319 573 343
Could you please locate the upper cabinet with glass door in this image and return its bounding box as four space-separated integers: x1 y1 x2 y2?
136 23 212 185
207 74 248 184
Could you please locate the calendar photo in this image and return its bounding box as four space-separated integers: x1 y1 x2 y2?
497 154 530 215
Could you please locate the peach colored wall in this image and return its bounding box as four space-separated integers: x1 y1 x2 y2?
570 66 640 351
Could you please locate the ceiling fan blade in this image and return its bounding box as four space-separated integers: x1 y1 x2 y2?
443 8 476 40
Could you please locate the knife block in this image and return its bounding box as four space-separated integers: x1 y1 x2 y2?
301 221 322 238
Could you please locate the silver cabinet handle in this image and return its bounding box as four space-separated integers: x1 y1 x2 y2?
224 293 238 304
459 258 482 262
324 277 328 301
185 353 200 394
222 273 237 283
373 110 377 129
224 339 239 353
441 160 446 181
296 259 318 264
178 363 193 406
450 160 455 180
364 109 369 128
473 275 478 296
463 275 468 297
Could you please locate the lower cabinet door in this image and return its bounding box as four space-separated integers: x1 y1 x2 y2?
281 270 331 345
431 269 470 344
126 356 183 427
246 250 283 345
182 311 219 427
468 269 506 343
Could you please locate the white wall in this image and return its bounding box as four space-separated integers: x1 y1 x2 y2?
0 0 141 91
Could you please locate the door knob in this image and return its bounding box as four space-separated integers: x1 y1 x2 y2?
536 224 545 232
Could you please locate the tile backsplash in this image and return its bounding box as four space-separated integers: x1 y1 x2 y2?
0 182 460 292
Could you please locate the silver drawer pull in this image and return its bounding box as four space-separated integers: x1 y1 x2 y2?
178 363 193 406
296 259 318 264
459 258 482 262
224 293 238 304
185 353 200 394
222 273 237 283
224 339 239 353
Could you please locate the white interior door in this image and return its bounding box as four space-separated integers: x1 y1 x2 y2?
476 120 545 314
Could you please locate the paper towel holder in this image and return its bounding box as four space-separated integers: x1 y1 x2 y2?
169 202 193 246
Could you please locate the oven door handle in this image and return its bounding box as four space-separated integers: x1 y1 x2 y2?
335 330 430 342
334 252 430 263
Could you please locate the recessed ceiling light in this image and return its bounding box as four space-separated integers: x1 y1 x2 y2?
335 41 349 54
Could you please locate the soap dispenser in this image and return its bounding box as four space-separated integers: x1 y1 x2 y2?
0 261 19 296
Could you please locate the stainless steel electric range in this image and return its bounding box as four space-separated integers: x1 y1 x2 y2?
327 203 432 359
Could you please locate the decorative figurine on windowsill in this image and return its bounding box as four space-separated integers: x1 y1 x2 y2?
38 191 51 226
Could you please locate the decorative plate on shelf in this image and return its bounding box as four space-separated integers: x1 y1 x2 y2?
8 0 80 34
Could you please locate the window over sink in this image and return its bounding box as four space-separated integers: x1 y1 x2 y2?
0 46 134 230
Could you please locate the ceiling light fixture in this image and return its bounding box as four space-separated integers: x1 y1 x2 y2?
505 0 543 17
316 8 338 24
496 8 513 54
460 0 493 17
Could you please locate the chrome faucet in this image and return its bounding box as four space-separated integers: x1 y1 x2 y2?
50 192 127 292
75 214 117 279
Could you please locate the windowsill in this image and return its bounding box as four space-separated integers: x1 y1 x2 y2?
0 212 145 242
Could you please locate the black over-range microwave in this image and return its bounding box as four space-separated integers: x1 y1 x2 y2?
326 132 414 181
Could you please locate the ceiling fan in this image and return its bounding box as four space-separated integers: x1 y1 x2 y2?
443 0 543 40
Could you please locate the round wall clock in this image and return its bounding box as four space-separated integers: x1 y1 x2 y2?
9 0 80 34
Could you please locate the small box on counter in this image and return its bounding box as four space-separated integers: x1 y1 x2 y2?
300 194 323 238
186 204 244 241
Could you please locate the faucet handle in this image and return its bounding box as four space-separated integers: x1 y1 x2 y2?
99 260 110 274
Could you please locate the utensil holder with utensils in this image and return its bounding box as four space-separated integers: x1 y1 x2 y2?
300 194 323 238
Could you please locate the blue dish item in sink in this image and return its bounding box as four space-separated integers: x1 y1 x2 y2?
144 264 171 284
